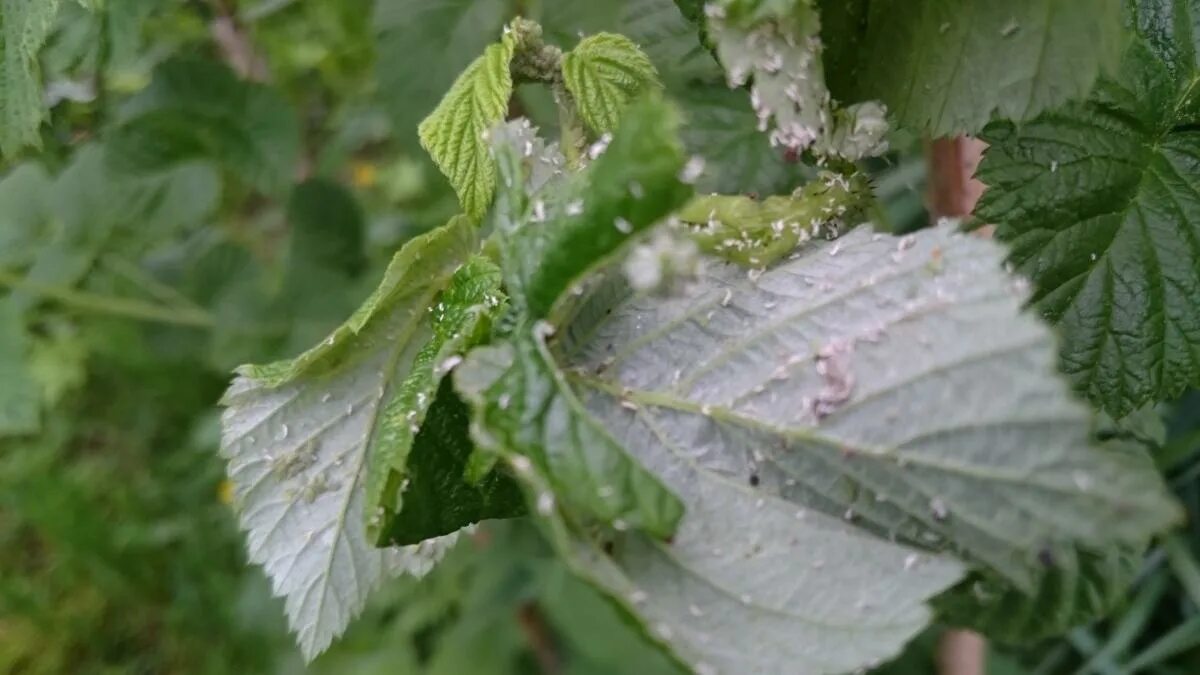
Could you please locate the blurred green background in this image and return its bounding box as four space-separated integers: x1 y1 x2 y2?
1 1 1198 674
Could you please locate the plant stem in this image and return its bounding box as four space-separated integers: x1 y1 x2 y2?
928 135 989 675
0 269 214 328
553 83 586 168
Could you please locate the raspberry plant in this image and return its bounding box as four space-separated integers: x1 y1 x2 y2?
2 0 1198 673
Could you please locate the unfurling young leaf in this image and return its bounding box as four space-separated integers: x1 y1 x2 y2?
418 30 516 221
563 32 662 134
219 218 478 660
459 96 694 539
365 255 524 547
976 0 1200 416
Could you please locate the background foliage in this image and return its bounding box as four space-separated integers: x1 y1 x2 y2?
1 0 1199 674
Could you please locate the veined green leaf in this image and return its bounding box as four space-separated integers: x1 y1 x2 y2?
522 223 1180 673
365 256 525 546
502 96 695 318
107 58 300 194
976 0 1200 415
0 0 61 155
830 0 1124 136
418 31 516 221
219 217 476 660
563 33 662 134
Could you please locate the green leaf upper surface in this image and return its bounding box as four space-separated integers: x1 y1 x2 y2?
107 58 301 194
976 0 1200 415
675 84 810 195
460 98 696 540
365 255 524 546
828 0 1124 136
418 32 516 221
0 0 60 155
541 224 1179 673
503 97 695 318
563 33 662 135
219 217 476 660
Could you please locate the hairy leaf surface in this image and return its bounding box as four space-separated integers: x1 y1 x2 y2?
418 32 515 221
219 218 476 660
706 0 889 160
563 33 662 134
831 0 1124 136
530 224 1180 673
976 0 1200 415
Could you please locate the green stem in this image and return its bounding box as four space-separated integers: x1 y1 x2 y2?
553 83 586 169
0 269 215 328
100 255 208 314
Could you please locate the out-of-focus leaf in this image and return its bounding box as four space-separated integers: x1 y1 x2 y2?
108 58 300 194
0 299 39 436
374 0 508 149
829 0 1124 137
286 179 367 279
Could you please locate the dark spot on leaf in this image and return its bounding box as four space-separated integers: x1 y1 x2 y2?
748 473 760 487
